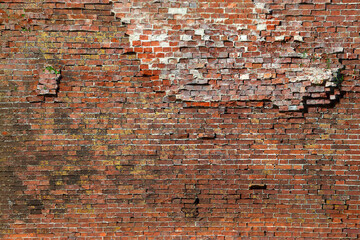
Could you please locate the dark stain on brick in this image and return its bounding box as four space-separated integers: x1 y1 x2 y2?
27 199 44 215
332 144 350 150
49 170 97 190
249 184 267 190
0 166 46 236
181 199 200 219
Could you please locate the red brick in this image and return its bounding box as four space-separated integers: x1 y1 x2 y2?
1 0 360 239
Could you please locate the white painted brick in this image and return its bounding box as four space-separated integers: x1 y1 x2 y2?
275 36 285 41
257 24 267 31
169 8 188 15
294 35 304 42
180 35 192 41
240 74 250 80
240 35 247 41
195 29 205 36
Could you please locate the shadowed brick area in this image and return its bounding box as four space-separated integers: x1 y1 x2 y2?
1 0 360 239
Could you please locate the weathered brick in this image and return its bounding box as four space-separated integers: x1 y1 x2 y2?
1 0 360 239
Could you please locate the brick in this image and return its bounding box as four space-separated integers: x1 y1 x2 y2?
1 0 360 239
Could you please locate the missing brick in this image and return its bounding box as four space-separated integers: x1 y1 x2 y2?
249 184 267 190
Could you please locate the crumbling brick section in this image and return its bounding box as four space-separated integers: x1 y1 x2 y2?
26 68 61 103
112 0 345 111
37 69 60 96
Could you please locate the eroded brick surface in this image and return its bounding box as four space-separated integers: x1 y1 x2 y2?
37 69 61 96
1 0 360 239
112 0 346 111
26 68 61 102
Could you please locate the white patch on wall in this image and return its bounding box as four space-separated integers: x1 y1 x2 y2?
294 67 338 84
168 8 188 15
256 24 267 31
240 35 248 41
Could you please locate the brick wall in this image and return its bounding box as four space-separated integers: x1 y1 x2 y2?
1 0 360 239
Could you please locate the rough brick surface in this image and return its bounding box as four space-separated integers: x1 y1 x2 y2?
1 0 360 239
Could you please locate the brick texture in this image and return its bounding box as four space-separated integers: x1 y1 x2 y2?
1 0 360 239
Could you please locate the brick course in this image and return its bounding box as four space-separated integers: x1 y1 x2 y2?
1 0 360 239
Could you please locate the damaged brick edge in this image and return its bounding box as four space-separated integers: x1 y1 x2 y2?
293 70 344 112
164 81 344 113
26 65 61 103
